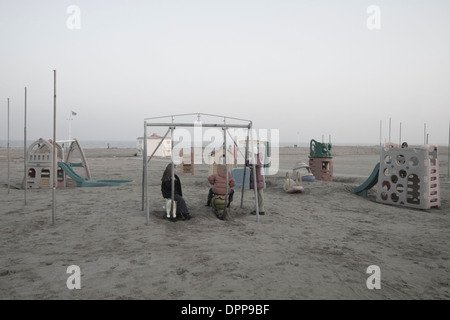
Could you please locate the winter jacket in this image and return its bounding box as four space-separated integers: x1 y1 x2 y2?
247 153 265 190
161 174 183 198
208 170 236 195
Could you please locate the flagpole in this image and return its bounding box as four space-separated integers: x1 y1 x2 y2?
52 70 57 225
424 123 426 145
389 117 391 143
447 120 449 178
68 110 73 141
24 88 27 205
7 98 10 194
68 110 77 141
379 120 382 148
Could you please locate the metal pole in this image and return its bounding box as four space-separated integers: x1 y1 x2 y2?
170 126 175 217
7 98 10 194
144 123 149 224
52 70 56 225
250 127 259 222
68 111 72 141
223 128 229 212
447 120 450 178
379 120 382 148
389 117 391 143
399 122 402 146
147 128 171 163
226 129 245 160
240 130 249 208
24 88 27 204
142 122 147 212
424 123 427 145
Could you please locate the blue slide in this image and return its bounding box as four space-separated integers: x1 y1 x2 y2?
58 162 133 187
354 162 380 197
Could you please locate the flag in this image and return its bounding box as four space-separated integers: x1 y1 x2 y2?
71 111 77 116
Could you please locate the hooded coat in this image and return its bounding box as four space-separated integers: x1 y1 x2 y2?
248 153 265 190
208 169 236 195
161 174 183 199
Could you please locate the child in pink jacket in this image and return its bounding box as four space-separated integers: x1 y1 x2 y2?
206 165 236 207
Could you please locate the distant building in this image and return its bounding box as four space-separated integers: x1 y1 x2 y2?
137 133 172 157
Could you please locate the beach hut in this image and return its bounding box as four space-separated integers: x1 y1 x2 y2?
137 134 172 157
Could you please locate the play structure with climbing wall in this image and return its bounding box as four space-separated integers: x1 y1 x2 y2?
308 139 333 181
376 143 441 210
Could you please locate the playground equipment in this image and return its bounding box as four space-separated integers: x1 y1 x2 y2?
354 162 380 197
142 113 263 225
238 139 271 169
179 148 195 175
25 138 131 188
230 167 267 189
25 138 66 189
292 162 315 182
308 139 333 181
354 143 441 210
375 143 440 209
210 195 231 220
228 139 271 188
231 167 250 189
283 171 305 193
58 162 132 187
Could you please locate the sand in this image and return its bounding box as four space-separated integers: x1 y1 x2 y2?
0 145 449 300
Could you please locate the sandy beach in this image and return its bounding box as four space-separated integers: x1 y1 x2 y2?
0 145 449 300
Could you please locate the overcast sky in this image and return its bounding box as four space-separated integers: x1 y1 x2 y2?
1 0 449 145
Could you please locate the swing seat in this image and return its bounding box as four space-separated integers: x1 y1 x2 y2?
211 195 229 219
283 171 305 194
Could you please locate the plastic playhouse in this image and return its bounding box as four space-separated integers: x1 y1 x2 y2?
308 139 333 181
25 138 132 188
26 138 69 188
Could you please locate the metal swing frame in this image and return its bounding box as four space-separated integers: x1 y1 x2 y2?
141 113 261 225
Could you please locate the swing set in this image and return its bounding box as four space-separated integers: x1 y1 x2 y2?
141 113 262 225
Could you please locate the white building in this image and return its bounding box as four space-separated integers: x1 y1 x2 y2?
137 133 172 157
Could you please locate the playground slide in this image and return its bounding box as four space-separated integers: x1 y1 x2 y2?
353 162 380 197
58 162 132 187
